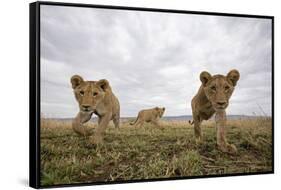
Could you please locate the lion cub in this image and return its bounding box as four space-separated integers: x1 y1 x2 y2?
190 70 240 153
71 75 120 144
130 107 165 128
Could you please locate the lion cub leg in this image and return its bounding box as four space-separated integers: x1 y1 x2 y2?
90 114 111 145
72 111 94 136
194 117 202 144
135 119 144 128
215 110 237 154
113 115 120 128
151 120 164 130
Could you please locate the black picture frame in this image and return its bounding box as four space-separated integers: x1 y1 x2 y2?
29 1 274 189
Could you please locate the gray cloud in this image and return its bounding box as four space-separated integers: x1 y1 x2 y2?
40 5 272 118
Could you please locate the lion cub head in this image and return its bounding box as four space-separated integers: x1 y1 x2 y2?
200 70 240 111
71 75 110 113
155 107 165 118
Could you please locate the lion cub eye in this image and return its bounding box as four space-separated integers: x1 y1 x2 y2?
225 86 230 91
79 91 84 96
210 86 216 91
93 92 98 96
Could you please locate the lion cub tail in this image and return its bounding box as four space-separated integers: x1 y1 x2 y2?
188 120 194 125
130 115 139 125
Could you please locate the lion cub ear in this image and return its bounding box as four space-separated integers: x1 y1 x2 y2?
200 71 212 86
71 75 84 89
227 69 240 86
97 79 110 91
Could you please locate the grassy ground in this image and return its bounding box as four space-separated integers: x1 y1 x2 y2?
40 117 272 186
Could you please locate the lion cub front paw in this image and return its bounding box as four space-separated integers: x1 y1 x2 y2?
227 143 237 154
90 135 104 145
195 136 202 145
218 143 237 154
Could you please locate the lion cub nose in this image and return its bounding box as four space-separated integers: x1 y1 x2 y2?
82 105 91 110
217 101 227 106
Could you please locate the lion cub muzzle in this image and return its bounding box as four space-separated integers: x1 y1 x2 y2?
214 101 228 110
81 104 92 112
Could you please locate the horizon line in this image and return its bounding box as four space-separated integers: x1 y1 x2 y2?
41 114 272 119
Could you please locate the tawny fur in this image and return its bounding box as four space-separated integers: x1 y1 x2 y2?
130 107 165 129
71 75 120 145
190 70 240 154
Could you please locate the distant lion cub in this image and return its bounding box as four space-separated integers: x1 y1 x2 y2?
190 70 240 153
130 107 165 128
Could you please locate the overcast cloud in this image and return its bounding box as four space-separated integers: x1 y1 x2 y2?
40 5 272 118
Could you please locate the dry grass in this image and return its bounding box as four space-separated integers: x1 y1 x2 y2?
40 117 272 186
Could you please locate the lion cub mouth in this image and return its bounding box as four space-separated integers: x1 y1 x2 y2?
82 110 92 112
214 106 227 111
212 104 228 110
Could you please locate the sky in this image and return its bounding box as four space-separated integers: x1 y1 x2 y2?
40 5 272 118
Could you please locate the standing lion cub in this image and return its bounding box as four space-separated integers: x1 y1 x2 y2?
130 107 165 128
190 70 240 153
71 75 120 144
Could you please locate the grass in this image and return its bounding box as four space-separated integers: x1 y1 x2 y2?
40 117 272 186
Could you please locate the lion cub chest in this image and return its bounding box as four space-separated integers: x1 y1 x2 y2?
199 103 215 120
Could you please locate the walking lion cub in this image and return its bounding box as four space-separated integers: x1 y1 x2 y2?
70 75 120 144
130 107 165 128
190 70 240 153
